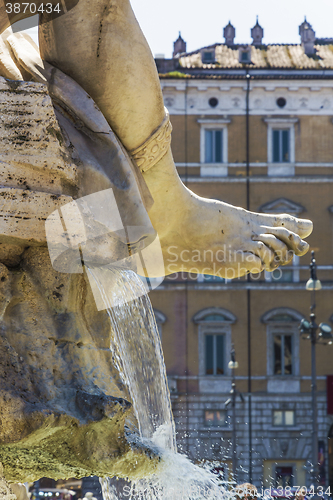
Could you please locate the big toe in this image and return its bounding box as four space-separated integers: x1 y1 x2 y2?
269 213 313 239
295 218 313 238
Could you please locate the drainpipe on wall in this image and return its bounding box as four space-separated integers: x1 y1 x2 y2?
245 71 253 484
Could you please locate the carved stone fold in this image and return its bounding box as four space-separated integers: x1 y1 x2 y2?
0 79 159 483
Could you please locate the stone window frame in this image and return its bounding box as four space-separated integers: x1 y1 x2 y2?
262 308 303 379
265 254 300 283
272 409 296 427
264 118 298 176
198 118 231 177
203 408 228 428
193 308 236 377
274 463 296 488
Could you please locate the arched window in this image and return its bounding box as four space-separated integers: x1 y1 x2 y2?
194 308 236 380
262 308 303 393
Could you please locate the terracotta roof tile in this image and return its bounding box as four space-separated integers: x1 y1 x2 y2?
316 45 333 68
251 46 267 67
289 45 317 68
266 45 291 68
178 43 333 70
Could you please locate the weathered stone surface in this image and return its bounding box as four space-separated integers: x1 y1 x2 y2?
0 188 73 246
0 80 159 483
0 78 77 195
0 245 159 482
0 477 16 500
0 78 77 262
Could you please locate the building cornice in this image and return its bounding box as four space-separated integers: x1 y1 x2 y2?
153 281 333 292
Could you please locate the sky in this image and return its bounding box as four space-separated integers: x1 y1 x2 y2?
22 0 333 56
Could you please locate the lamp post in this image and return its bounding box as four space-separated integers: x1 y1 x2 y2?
299 251 333 486
225 346 244 482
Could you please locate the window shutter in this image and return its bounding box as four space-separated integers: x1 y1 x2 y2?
274 335 282 374
205 335 214 374
284 334 293 375
273 130 280 162
215 130 223 163
216 335 224 374
205 130 213 163
282 129 289 162
205 130 223 163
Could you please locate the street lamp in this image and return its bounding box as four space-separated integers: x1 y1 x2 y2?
225 345 244 482
299 251 333 486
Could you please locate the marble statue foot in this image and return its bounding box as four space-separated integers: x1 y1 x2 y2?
144 150 313 279
35 0 313 279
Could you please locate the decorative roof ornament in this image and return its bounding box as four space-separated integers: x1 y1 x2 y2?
299 18 316 55
223 21 236 46
173 32 187 58
251 16 264 46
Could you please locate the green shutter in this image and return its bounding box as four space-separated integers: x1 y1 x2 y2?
274 335 282 374
216 335 224 375
205 130 213 163
284 335 292 375
282 130 289 162
205 335 214 374
215 130 223 163
205 130 223 163
273 130 280 162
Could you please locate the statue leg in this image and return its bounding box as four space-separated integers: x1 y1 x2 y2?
38 0 313 278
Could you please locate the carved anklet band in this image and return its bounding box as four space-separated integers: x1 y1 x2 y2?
130 108 172 173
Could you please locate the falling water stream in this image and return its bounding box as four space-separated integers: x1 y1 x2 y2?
86 266 229 500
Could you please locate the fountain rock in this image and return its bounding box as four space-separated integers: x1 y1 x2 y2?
0 77 159 483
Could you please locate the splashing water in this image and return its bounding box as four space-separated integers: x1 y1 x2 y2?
87 266 229 500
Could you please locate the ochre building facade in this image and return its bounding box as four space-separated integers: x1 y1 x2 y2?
151 20 333 490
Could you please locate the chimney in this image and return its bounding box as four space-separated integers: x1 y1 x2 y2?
223 21 236 46
251 16 264 46
299 18 316 55
173 32 187 58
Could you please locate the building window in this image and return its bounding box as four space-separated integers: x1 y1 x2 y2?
202 50 215 64
205 129 223 163
271 268 293 282
273 410 295 426
262 308 303 391
241 51 250 62
198 119 230 177
204 409 227 427
265 255 300 283
264 118 298 176
273 334 293 375
275 466 294 487
273 129 290 163
197 274 226 283
238 46 252 64
205 333 225 375
194 308 236 381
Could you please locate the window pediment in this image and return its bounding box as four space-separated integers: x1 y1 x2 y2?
259 198 305 215
193 307 236 324
262 307 304 324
